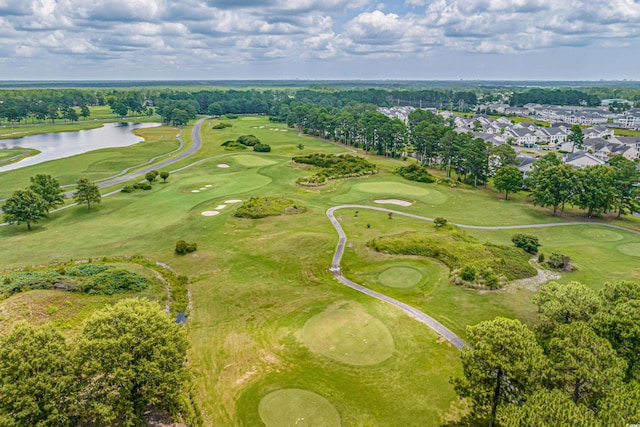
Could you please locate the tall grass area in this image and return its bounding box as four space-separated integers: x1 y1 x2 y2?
1 116 640 425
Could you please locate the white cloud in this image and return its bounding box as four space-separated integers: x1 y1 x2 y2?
0 0 639 78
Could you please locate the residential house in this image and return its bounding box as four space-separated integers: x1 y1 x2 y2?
562 152 606 168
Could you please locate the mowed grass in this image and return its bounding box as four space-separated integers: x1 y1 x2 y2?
258 389 341 427
0 125 181 199
300 301 395 366
2 116 640 426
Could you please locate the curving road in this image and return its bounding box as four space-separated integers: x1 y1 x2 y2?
1 117 209 222
326 204 640 350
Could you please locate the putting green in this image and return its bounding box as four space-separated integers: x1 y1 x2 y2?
301 302 394 366
378 266 424 289
233 154 278 167
353 181 429 197
581 228 624 242
258 389 341 427
617 243 640 257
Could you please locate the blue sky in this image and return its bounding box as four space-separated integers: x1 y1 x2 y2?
0 0 638 80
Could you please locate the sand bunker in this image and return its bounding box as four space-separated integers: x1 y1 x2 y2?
225 199 242 203
201 211 220 216
217 164 230 168
215 205 227 210
205 184 213 188
199 187 207 190
374 199 412 207
191 190 200 193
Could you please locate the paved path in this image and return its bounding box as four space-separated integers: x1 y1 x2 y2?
326 204 640 350
1 118 208 223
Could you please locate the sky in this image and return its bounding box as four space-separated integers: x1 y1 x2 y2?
0 0 639 81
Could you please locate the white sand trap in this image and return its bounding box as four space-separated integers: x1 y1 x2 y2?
199 187 207 190
225 199 242 203
375 199 412 207
205 184 213 188
215 205 227 210
217 164 230 168
259 126 265 128
191 190 200 193
280 129 288 132
201 211 220 216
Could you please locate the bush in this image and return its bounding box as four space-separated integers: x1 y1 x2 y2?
538 252 545 263
175 240 197 255
133 182 152 190
253 143 271 152
83 268 148 295
121 186 134 193
223 114 239 119
434 217 448 227
511 233 540 254
221 140 247 151
293 154 377 186
234 197 305 219
396 163 436 183
212 122 232 129
460 265 477 281
237 135 260 146
548 253 570 270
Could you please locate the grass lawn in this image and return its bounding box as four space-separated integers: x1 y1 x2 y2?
1 116 639 426
0 148 39 166
613 128 640 137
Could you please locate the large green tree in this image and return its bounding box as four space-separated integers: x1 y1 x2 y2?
499 389 601 427
532 281 601 339
530 164 577 215
0 323 75 427
572 165 615 218
547 321 625 409
597 382 640 426
609 155 640 218
29 173 65 212
491 144 518 169
452 317 548 427
568 125 584 153
75 299 188 426
73 177 101 211
493 165 522 199
2 189 49 230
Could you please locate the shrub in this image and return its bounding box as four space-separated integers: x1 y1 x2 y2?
511 233 541 254
237 135 260 146
212 122 232 129
460 265 477 281
253 143 271 152
538 252 545 263
133 182 152 190
83 268 148 295
548 253 570 270
221 140 247 151
121 186 135 193
395 163 436 183
434 217 448 227
224 114 239 119
293 154 377 186
235 197 305 219
175 240 197 255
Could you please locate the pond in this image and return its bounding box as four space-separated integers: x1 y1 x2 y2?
0 122 161 172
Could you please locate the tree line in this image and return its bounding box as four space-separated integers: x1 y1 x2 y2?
452 279 640 426
526 153 639 218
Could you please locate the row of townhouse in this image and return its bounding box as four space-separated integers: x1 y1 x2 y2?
477 102 640 129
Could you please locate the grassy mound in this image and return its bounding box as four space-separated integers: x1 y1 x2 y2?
378 266 424 289
396 163 436 183
293 153 377 186
301 301 394 366
234 197 305 219
258 389 341 427
367 226 536 289
0 263 149 300
618 243 640 257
